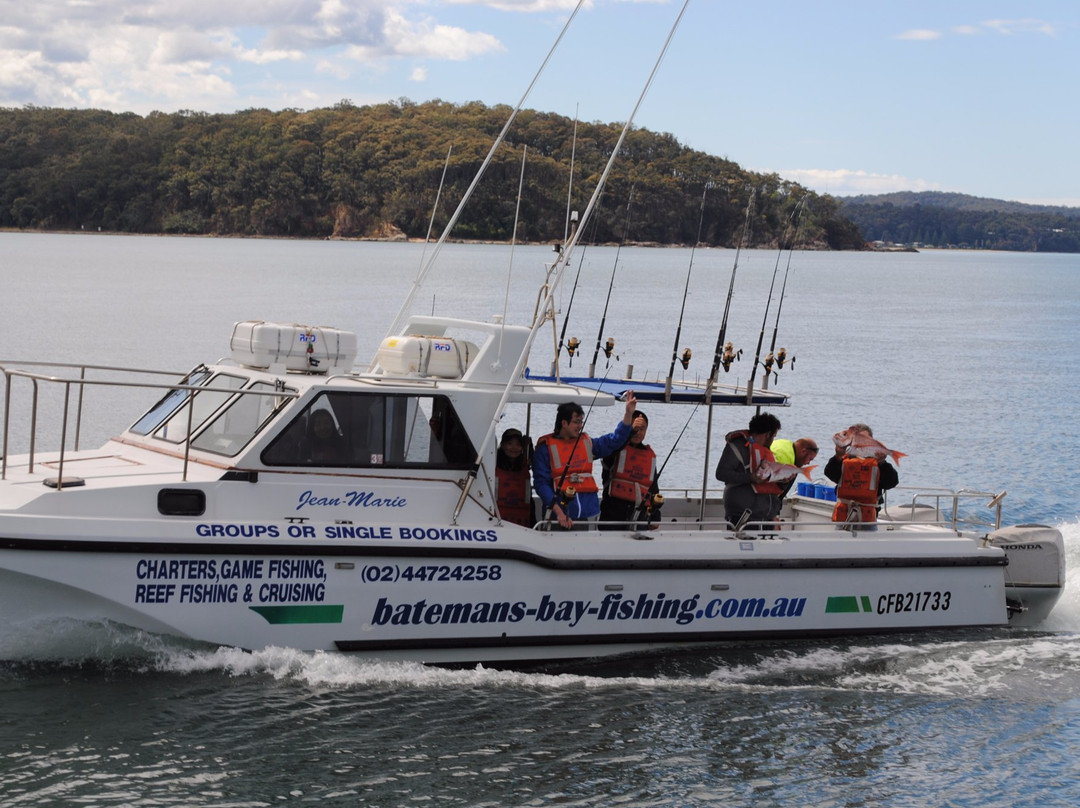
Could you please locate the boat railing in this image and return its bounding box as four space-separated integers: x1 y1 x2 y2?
0 360 294 484
641 485 1008 534
886 485 1007 532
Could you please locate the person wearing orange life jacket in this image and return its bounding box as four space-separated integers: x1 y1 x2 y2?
533 391 638 530
599 410 663 530
824 422 899 527
495 428 535 527
714 412 784 528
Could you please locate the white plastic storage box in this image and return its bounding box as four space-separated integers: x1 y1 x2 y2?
230 321 358 374
376 335 480 379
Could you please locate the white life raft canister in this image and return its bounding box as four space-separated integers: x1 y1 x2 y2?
377 335 479 379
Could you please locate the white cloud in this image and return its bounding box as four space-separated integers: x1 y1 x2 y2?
0 0 506 111
902 18 1059 41
446 0 585 11
895 29 941 41
346 9 504 61
980 18 1058 36
411 66 428 81
777 169 940 197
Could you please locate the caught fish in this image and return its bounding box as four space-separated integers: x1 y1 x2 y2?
833 429 907 464
755 459 818 483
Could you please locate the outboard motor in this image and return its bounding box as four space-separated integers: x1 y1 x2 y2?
986 524 1066 626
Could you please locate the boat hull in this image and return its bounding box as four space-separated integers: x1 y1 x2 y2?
0 535 1011 663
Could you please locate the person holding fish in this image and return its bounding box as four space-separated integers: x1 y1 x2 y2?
715 412 792 529
770 437 820 498
825 423 903 527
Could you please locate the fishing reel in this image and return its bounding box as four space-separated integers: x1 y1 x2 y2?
566 336 580 366
765 347 794 381
602 338 616 360
557 486 577 509
679 348 692 370
721 342 742 372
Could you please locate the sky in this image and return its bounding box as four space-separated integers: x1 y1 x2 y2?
2 0 1077 206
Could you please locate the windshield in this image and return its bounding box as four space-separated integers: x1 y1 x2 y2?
129 366 212 435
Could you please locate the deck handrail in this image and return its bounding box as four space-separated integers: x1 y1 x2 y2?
1 362 296 483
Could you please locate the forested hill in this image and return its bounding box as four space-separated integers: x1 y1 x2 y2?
841 191 1080 252
0 101 865 249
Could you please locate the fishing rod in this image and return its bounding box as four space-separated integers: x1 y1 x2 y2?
761 197 805 390
634 402 700 525
751 194 812 401
654 402 700 484
664 182 709 401
744 199 785 405
554 191 605 372
588 187 634 377
706 188 755 393
698 188 754 523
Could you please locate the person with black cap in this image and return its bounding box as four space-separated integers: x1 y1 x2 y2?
599 409 663 529
495 428 535 527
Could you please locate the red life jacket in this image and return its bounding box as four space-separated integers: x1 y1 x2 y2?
539 433 598 494
495 465 533 526
832 456 879 523
608 443 657 505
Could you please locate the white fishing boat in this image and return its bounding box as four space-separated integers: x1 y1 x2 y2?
0 4 1065 665
0 310 1065 663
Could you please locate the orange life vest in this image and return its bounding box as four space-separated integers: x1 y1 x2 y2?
539 433 599 494
495 465 533 526
832 456 880 523
608 443 657 505
748 440 782 495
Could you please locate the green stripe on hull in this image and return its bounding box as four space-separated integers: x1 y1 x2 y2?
825 595 875 614
250 605 345 624
826 596 864 614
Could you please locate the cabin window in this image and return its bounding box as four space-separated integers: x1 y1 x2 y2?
149 373 248 445
261 392 474 470
130 366 212 435
190 382 289 457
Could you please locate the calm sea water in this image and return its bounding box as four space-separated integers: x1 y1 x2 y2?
2 233 1080 806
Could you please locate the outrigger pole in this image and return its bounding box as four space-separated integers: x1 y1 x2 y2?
452 0 692 524
373 0 587 367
